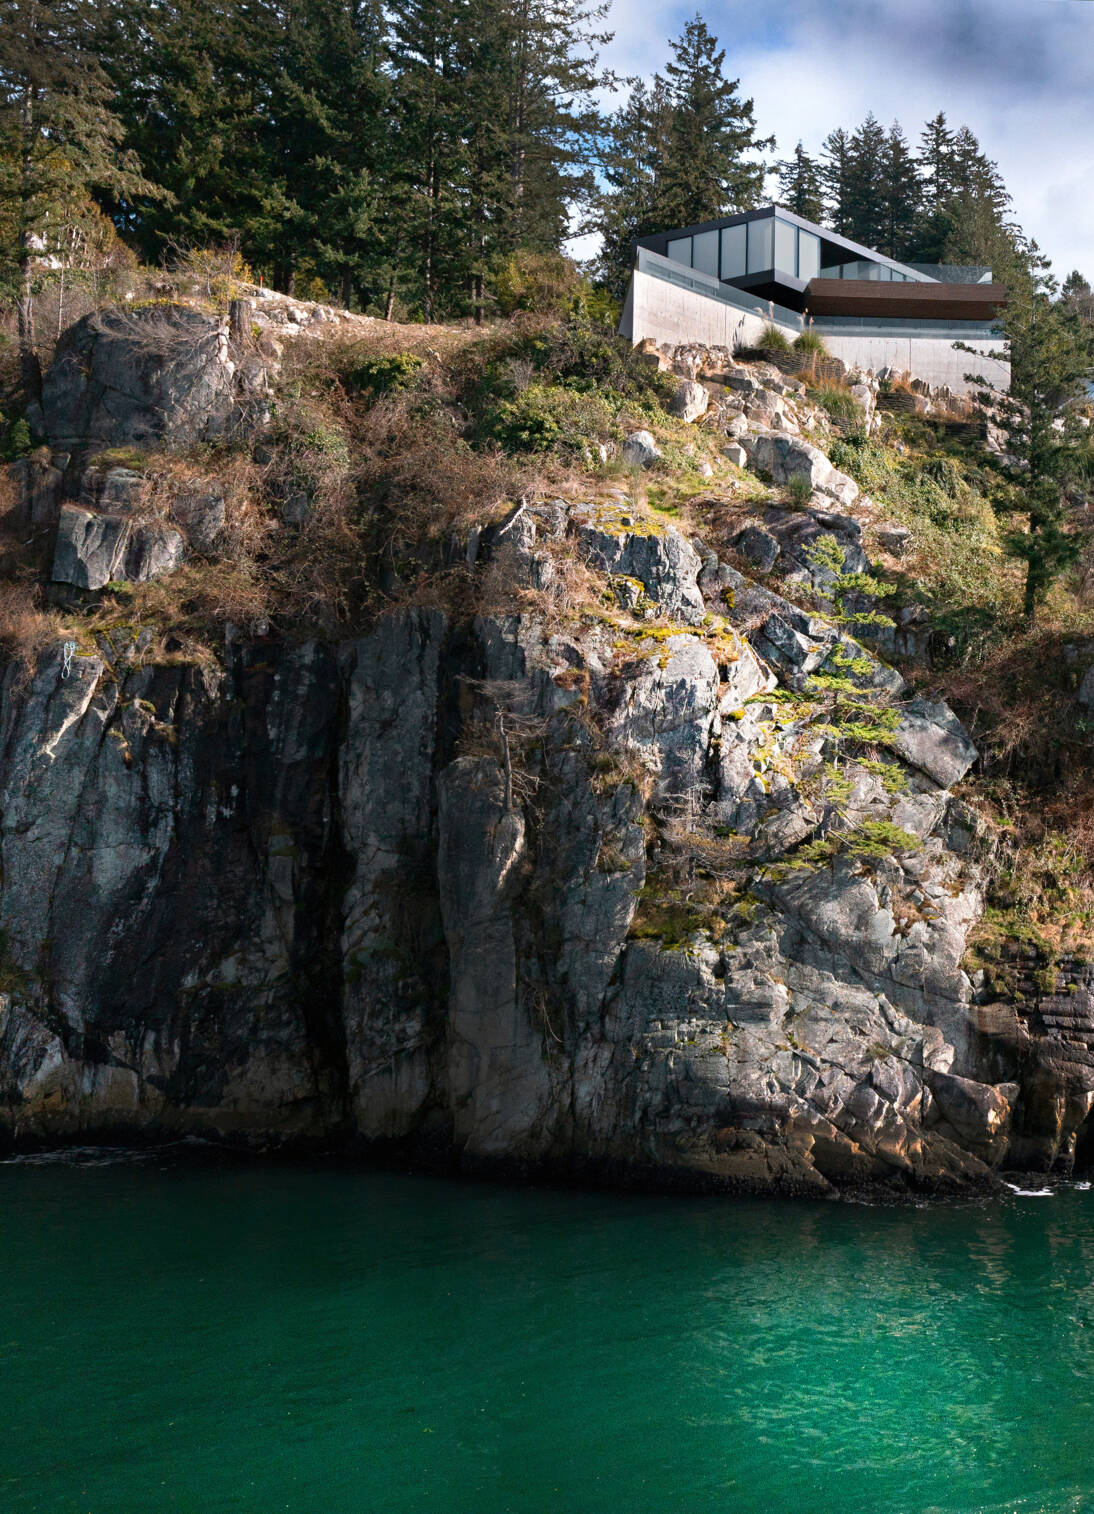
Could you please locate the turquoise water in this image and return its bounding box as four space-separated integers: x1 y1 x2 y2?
2 1156 1094 1514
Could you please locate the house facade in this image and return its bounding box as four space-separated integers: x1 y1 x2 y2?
619 206 1010 394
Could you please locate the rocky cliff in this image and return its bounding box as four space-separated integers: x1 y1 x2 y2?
1 300 1090 1194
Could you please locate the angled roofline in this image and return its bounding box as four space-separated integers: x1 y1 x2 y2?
634 204 939 284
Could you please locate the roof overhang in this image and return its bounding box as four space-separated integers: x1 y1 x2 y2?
806 278 1007 322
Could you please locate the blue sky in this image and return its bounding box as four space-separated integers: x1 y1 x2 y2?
578 0 1094 279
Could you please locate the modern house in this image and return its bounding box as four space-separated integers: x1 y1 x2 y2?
619 205 1009 393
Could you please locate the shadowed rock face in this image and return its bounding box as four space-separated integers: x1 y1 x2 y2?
3 317 1091 1195
0 511 1074 1195
42 305 236 460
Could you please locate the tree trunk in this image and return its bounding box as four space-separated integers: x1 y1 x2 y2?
17 254 42 409
17 37 43 409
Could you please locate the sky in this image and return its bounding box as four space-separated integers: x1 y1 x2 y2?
572 0 1094 280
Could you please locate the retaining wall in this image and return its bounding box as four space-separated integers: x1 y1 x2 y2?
621 249 1010 395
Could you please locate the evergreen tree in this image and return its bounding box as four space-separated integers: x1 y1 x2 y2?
819 127 853 235
877 122 920 261
387 0 610 320
386 0 468 320
776 141 823 222
271 0 388 304
593 77 671 298
917 112 956 215
950 125 1009 216
967 238 1094 618
592 18 770 296
1062 270 1094 328
844 112 886 249
457 0 610 321
654 16 771 231
103 0 294 279
0 0 154 399
913 121 1010 264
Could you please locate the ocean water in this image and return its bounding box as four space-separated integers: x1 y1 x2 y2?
2 1153 1093 1514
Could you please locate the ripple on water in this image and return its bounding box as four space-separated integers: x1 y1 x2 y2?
0 1163 1092 1514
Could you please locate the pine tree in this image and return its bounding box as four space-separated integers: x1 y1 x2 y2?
877 122 920 261
917 112 956 215
964 237 1094 618
0 0 155 400
819 127 853 235
103 0 294 281
272 0 388 305
593 77 671 298
844 113 886 249
654 16 772 232
913 122 1011 265
457 0 610 321
776 142 823 222
950 125 1009 217
1062 271 1094 327
386 0 469 320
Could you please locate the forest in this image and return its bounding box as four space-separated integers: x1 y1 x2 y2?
3 0 1089 327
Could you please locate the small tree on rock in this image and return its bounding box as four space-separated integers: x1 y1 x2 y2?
970 241 1094 619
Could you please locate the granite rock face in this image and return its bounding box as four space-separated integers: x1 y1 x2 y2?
3 323 1089 1194
43 305 237 459
4 491 1071 1194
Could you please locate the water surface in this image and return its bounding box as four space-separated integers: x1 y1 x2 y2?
2 1153 1093 1514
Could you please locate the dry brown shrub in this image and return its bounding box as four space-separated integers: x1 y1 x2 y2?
0 581 57 686
353 390 521 545
934 626 1080 775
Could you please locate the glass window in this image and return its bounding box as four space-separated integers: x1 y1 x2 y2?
746 216 774 273
692 230 718 277
879 265 892 281
720 224 747 279
667 237 692 267
774 217 797 276
798 230 820 282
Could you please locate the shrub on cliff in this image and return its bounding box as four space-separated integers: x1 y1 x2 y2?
482 383 622 455
492 251 584 318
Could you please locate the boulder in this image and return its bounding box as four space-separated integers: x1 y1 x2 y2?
670 380 710 423
172 491 226 550
573 515 705 624
621 430 662 468
80 466 144 512
731 524 780 573
927 1070 1017 1163
876 522 912 558
51 504 130 590
43 304 237 458
722 441 748 468
742 430 859 508
7 454 65 528
888 698 977 788
124 523 185 582
1080 665 1094 710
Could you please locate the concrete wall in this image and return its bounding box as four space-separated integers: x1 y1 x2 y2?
622 248 1010 394
814 327 1010 394
621 250 801 352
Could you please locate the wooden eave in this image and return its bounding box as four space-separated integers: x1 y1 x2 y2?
805 279 1007 322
